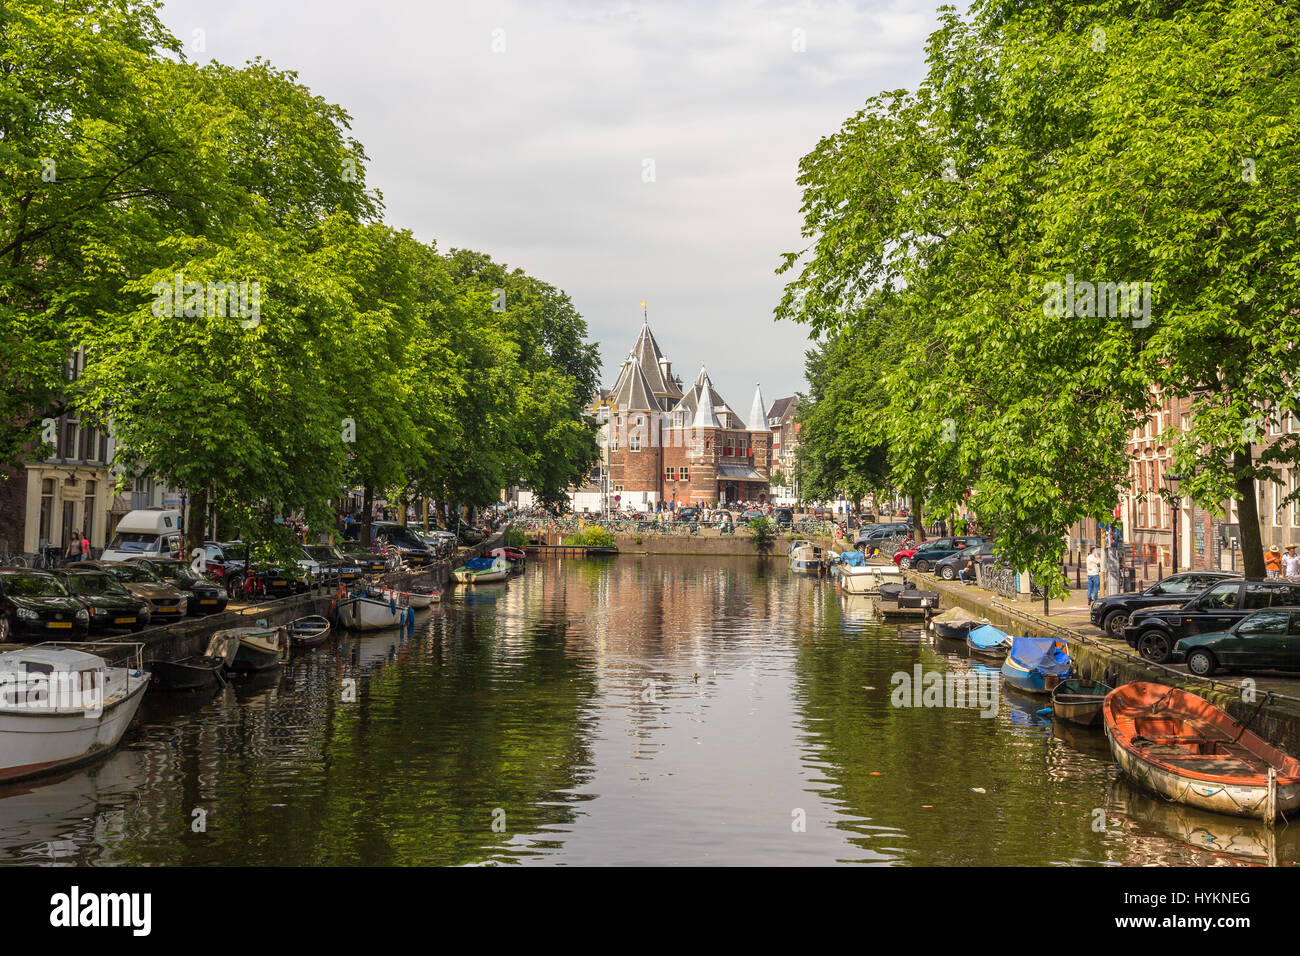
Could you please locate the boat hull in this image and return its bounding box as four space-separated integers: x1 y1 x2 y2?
999 655 1057 696
839 565 904 595
150 657 223 691
1051 679 1113 728
338 596 407 630
966 638 1008 661
452 569 509 584
1104 682 1300 821
0 678 149 783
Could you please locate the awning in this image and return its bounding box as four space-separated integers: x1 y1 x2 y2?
716 464 765 481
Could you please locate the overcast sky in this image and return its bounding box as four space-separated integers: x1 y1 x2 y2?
160 0 952 408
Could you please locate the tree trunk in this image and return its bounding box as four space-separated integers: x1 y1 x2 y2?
1234 449 1266 580
361 484 373 547
910 492 925 542
188 485 208 555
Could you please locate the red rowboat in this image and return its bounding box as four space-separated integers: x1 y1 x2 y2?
1103 682 1300 821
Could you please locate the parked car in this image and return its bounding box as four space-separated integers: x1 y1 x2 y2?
933 542 998 581
854 523 910 549
1171 608 1300 676
302 546 346 586
0 569 90 641
127 557 229 614
85 561 189 618
56 567 152 632
675 507 702 523
372 521 440 567
773 507 794 528
740 509 765 522
1124 579 1300 663
893 536 985 572
338 541 388 576
1089 571 1240 638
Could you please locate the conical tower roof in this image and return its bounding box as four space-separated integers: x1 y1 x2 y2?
748 384 768 431
608 352 658 411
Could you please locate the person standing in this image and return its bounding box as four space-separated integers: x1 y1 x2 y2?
64 530 83 565
1284 545 1300 580
1085 547 1102 602
1266 546 1283 579
80 529 90 561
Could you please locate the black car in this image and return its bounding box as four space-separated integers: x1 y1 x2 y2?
675 507 702 523
0 569 90 641
57 567 152 632
854 523 910 549
338 541 387 576
1123 579 1300 663
371 521 440 567
128 558 229 614
303 545 350 586
774 508 794 528
933 542 997 581
1089 571 1240 638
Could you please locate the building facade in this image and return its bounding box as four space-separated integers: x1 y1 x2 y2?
588 319 774 510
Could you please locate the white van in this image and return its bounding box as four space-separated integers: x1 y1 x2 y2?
101 509 185 563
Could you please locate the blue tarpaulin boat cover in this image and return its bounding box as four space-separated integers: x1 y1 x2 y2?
1007 637 1071 676
967 624 1010 650
839 551 866 567
462 557 496 571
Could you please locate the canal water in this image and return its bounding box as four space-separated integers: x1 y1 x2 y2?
1 554 1295 866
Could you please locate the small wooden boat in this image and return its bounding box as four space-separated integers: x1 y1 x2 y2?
287 614 332 649
1000 636 1070 695
931 607 982 640
149 656 225 691
1051 677 1114 727
0 644 150 782
452 556 510 584
216 625 288 672
1104 682 1300 821
965 623 1011 660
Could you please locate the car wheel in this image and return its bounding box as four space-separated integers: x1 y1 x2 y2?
915 560 931 573
1138 631 1173 664
899 557 912 570
1186 649 1217 677
1103 611 1128 638
940 566 956 581
0 615 10 642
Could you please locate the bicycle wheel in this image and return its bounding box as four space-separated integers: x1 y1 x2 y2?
9 555 26 568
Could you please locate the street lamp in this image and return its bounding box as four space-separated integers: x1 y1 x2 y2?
1163 471 1184 574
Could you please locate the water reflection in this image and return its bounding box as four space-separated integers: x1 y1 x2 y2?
0 555 1294 865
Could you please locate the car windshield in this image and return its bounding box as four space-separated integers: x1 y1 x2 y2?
105 564 152 582
1198 583 1239 610
146 560 199 581
304 547 339 561
106 532 159 553
3 573 68 597
66 573 128 595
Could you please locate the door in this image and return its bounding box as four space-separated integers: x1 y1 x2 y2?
1185 581 1241 636
1229 609 1290 668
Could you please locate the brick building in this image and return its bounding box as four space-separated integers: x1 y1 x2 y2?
590 319 774 510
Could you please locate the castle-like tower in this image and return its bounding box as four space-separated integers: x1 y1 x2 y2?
591 317 772 509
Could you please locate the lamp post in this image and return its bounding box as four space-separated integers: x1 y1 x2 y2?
1163 472 1184 575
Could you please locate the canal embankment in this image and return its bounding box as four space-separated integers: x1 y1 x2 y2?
908 570 1300 754
95 534 502 667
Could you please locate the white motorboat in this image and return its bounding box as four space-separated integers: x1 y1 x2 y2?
380 586 441 609
338 592 411 630
788 544 825 574
838 562 905 595
0 643 150 783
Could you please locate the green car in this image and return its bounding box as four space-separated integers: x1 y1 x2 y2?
1171 608 1300 677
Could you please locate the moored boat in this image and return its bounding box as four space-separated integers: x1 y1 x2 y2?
837 552 905 595
380 585 441 609
999 636 1071 695
1051 677 1114 727
876 581 906 603
931 607 984 640
452 556 510 584
485 546 526 569
149 655 225 691
1103 682 1300 821
0 643 150 782
788 544 825 575
338 592 410 630
216 625 289 672
287 614 332 649
966 623 1012 660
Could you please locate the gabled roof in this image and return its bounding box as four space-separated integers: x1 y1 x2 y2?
768 395 799 425
630 322 681 401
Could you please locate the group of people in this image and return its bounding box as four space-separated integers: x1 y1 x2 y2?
1264 545 1300 579
63 529 91 563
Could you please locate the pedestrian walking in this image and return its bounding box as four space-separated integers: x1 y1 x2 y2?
1285 545 1300 580
64 530 83 565
1085 547 1102 602
80 530 90 561
1266 546 1283 579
